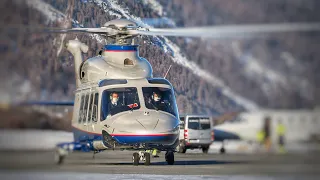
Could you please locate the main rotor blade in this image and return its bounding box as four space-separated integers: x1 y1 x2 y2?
1 24 117 34
133 22 320 38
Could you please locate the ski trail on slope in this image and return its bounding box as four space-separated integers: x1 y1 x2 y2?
143 0 315 103
97 0 259 111
25 0 259 111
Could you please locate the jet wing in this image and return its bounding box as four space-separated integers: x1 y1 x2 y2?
18 101 74 106
213 129 241 142
212 111 242 142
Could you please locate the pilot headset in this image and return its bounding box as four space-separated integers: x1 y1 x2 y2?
152 92 161 101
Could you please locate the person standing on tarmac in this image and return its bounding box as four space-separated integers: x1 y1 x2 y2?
146 149 159 158
263 116 272 152
276 120 286 154
152 149 159 158
256 128 265 151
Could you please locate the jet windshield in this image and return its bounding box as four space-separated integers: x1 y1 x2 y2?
101 87 140 119
142 87 178 117
188 117 211 130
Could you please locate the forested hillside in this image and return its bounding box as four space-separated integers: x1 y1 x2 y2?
1 0 319 116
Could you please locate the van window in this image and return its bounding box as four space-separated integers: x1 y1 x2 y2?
200 119 211 129
188 117 211 130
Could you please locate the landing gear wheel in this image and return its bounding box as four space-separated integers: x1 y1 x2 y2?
220 147 226 154
54 147 67 165
54 153 65 165
132 152 139 166
165 151 174 165
202 146 209 154
144 152 151 166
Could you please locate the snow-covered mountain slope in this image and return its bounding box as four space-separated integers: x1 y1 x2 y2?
1 0 319 115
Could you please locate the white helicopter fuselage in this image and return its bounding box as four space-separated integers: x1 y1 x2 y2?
66 38 180 151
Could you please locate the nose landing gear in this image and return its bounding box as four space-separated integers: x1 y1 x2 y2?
132 150 175 166
132 151 151 166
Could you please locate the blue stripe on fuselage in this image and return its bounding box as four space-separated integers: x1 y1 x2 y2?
104 45 138 51
72 126 178 145
113 135 177 144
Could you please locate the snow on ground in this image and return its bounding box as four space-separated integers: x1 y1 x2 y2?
0 171 299 180
189 141 320 155
0 130 73 151
0 129 317 153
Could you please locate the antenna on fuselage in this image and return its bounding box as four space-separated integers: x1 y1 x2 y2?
164 64 172 79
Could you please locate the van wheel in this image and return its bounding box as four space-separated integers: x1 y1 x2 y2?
202 146 209 154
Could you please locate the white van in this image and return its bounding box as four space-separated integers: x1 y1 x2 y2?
177 114 214 153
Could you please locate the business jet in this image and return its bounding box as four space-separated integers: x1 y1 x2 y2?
213 108 320 153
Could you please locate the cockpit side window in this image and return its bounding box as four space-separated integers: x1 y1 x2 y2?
142 87 178 117
101 87 140 120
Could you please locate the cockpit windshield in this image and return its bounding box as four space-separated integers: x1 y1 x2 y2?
142 87 177 117
101 87 140 119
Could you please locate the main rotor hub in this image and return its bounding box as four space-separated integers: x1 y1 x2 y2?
102 19 140 45
103 19 138 29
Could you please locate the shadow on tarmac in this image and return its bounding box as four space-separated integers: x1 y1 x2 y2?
87 160 249 166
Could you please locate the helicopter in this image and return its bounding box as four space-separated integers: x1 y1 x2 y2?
17 18 320 166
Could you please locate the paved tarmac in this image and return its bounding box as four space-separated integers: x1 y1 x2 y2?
0 149 319 180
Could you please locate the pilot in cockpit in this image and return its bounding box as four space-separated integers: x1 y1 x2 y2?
149 91 167 111
108 92 122 113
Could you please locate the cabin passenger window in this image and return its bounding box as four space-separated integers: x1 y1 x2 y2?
142 87 178 117
83 94 89 123
101 88 140 119
87 93 94 123
78 95 85 123
92 93 99 122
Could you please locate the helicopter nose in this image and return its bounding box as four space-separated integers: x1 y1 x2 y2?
111 112 177 133
135 118 158 130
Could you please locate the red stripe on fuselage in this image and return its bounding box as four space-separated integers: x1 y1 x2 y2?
72 125 174 137
110 133 175 137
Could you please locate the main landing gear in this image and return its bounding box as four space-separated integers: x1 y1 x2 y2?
132 150 175 166
165 151 174 165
